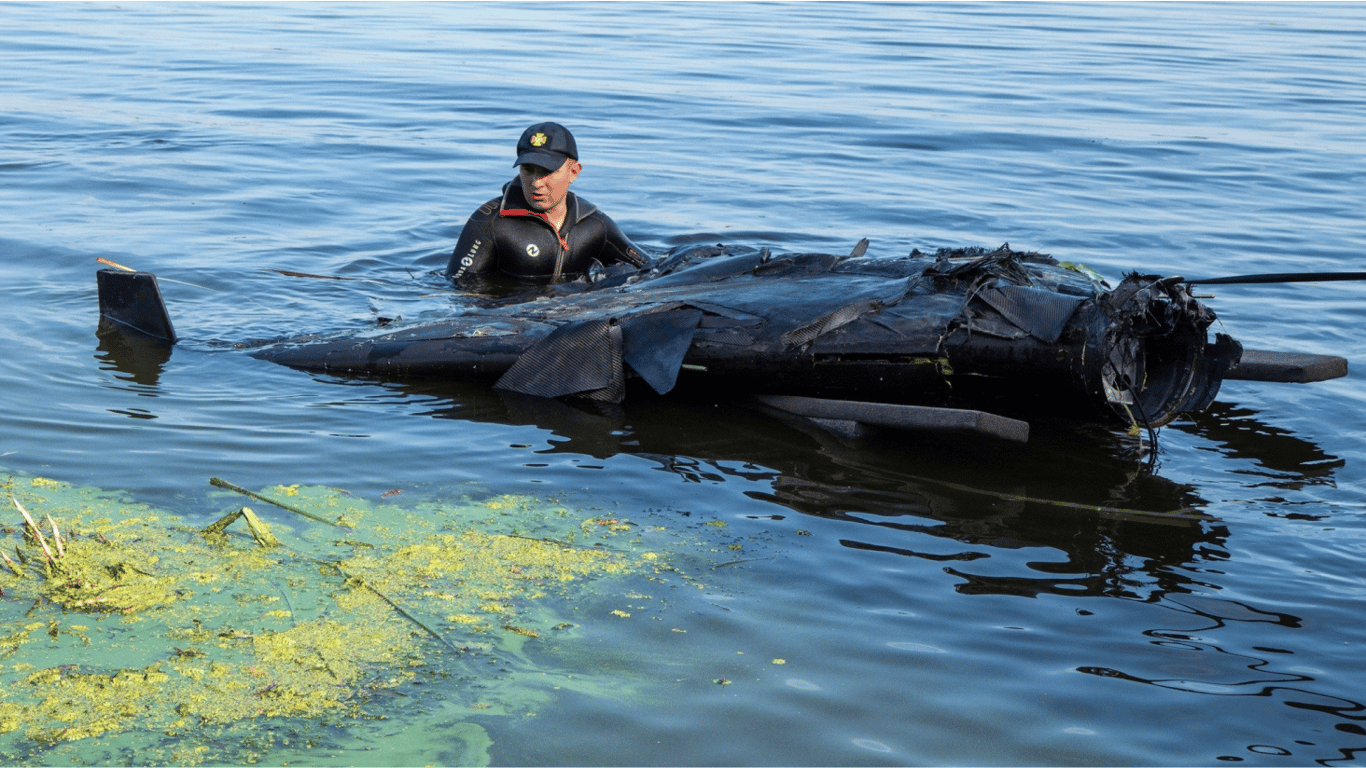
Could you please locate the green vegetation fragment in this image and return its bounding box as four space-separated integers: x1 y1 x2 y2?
0 474 696 766
1057 260 1108 285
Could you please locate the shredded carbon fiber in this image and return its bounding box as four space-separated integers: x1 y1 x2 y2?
243 242 1244 426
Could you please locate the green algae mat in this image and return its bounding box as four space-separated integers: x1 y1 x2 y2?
0 473 726 766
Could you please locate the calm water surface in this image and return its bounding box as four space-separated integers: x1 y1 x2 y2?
2 2 1365 765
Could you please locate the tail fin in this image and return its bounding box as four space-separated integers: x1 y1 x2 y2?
97 269 177 343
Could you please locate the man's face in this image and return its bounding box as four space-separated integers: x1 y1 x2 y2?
518 158 581 216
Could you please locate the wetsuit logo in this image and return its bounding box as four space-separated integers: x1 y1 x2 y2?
526 243 540 258
530 132 548 147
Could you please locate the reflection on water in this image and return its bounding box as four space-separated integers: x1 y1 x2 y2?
353 373 1362 766
1175 401 1346 488
336 375 1332 600
95 324 173 390
1078 591 1366 766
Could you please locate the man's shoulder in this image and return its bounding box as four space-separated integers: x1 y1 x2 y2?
467 194 503 222
569 192 601 224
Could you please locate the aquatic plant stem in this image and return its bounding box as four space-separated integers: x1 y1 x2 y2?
0 547 22 577
331 564 460 652
205 479 458 651
11 496 57 566
209 478 344 527
45 514 65 558
903 473 1210 525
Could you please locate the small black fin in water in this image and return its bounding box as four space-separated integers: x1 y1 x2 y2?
96 269 177 343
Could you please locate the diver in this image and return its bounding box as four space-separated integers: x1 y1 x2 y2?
445 122 648 287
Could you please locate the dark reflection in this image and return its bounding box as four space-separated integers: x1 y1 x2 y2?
347 379 1206 571
1077 593 1366 767
319 373 1359 757
322 375 1339 600
494 391 627 460
1172 400 1346 485
95 323 173 389
717 409 1228 600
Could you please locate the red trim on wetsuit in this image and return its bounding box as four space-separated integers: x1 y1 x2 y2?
500 208 570 251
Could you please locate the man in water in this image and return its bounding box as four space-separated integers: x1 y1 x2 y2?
445 122 648 286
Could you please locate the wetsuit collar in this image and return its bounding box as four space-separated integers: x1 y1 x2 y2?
498 180 597 227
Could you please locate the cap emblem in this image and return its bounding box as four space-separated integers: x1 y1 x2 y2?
530 132 548 147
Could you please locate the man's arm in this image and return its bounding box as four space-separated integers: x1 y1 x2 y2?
445 200 500 279
597 215 650 269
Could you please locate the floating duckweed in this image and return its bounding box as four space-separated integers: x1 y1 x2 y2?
504 624 540 638
0 472 708 766
37 531 182 615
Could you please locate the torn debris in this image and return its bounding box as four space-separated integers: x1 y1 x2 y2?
249 244 1240 428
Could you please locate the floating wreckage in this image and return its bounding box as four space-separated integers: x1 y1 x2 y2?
97 242 1347 443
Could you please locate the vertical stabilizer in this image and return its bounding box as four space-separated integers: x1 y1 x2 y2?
96 269 177 343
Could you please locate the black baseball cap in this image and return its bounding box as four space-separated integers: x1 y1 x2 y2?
514 122 578 171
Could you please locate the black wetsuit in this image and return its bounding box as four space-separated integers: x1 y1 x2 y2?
446 181 647 283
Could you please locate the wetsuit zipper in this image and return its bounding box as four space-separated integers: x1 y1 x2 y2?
499 206 571 281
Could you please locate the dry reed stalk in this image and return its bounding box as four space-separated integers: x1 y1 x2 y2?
97 256 137 272
45 514 65 558
11 496 56 566
0 548 22 578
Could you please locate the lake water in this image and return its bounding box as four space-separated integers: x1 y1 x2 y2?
2 2 1365 765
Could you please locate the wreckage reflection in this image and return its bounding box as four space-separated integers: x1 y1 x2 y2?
95 325 173 390
1172 400 1346 496
374 377 1332 599
697 412 1225 602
